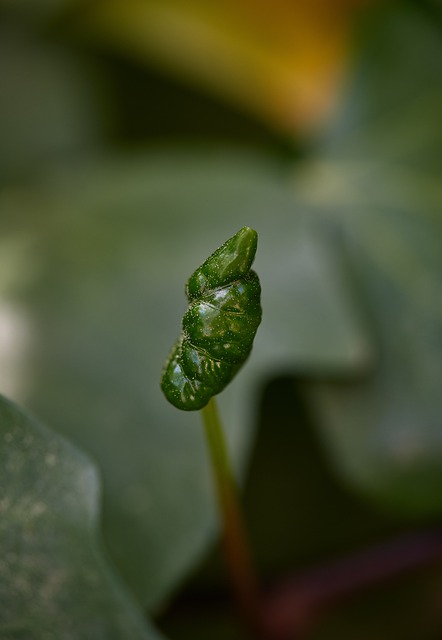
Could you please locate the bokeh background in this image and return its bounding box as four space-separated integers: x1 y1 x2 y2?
1 1 441 638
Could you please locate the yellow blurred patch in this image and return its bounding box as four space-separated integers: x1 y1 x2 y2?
77 0 374 136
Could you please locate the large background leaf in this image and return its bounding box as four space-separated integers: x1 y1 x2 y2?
0 153 368 608
294 4 442 513
0 394 163 639
0 10 107 184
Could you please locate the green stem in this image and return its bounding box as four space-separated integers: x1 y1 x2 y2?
201 397 261 637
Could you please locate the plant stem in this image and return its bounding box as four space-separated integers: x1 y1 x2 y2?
201 397 261 637
262 526 442 640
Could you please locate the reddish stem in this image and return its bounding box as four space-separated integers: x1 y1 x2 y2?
201 398 263 638
262 527 442 640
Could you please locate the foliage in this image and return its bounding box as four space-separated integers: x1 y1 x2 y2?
161 227 262 411
0 395 163 639
0 1 441 637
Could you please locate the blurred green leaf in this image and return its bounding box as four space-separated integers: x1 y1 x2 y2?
0 151 369 608
0 22 107 184
295 5 442 513
0 394 163 639
0 0 79 24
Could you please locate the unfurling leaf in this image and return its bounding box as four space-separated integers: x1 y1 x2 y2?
161 227 262 411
